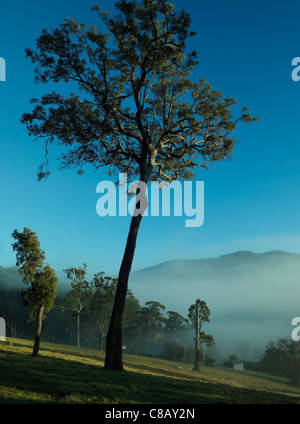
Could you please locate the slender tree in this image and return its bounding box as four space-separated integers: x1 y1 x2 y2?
12 228 57 357
21 0 258 369
63 264 93 347
25 265 58 356
188 299 211 371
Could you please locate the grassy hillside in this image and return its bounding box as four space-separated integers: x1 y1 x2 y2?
0 339 300 404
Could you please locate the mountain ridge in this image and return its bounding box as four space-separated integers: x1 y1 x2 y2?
129 249 300 355
131 249 300 275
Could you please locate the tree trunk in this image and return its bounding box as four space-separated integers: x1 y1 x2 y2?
194 302 200 371
99 332 104 351
148 321 151 355
32 305 44 358
76 313 80 347
105 171 148 370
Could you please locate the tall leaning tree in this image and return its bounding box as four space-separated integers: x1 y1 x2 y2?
21 0 258 370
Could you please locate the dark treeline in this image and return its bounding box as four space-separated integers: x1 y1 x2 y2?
1 265 299 386
0 265 205 364
0 285 200 364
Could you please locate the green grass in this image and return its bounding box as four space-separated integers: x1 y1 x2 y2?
0 338 300 404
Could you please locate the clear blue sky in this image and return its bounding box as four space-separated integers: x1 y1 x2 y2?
1 0 300 281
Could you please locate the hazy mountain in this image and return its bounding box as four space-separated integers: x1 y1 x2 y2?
129 250 300 358
2 251 300 359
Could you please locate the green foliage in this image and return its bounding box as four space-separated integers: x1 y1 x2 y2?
63 264 93 314
261 338 300 386
21 0 258 183
85 273 118 348
163 310 188 336
199 331 215 349
188 299 210 330
136 301 166 338
11 228 45 285
160 338 185 362
22 264 57 322
11 228 58 322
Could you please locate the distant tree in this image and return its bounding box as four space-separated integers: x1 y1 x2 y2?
236 340 250 361
188 299 212 371
163 311 189 338
200 331 215 359
63 264 93 347
137 301 165 354
87 273 118 350
55 293 77 345
260 342 283 376
85 271 140 350
223 354 239 368
160 338 185 362
261 338 300 386
12 228 57 357
277 337 300 385
6 318 23 339
0 288 27 339
122 288 141 348
21 0 258 370
229 354 239 361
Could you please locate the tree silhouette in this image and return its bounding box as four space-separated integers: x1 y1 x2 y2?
21 0 257 369
188 299 212 371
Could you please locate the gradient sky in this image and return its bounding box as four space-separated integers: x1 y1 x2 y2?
1 0 300 281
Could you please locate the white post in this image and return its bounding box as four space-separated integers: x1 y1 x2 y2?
0 317 6 341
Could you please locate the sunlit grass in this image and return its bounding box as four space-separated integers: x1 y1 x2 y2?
0 338 300 404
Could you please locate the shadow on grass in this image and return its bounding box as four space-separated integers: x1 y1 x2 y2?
0 347 300 404
219 366 300 395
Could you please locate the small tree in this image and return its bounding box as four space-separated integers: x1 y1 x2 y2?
137 301 165 354
188 299 212 371
236 340 250 361
163 311 189 338
12 228 57 357
63 263 93 347
276 338 300 386
88 273 118 350
21 0 258 370
160 338 185 362
200 331 215 361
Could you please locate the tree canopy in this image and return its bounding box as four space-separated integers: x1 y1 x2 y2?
21 0 257 183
